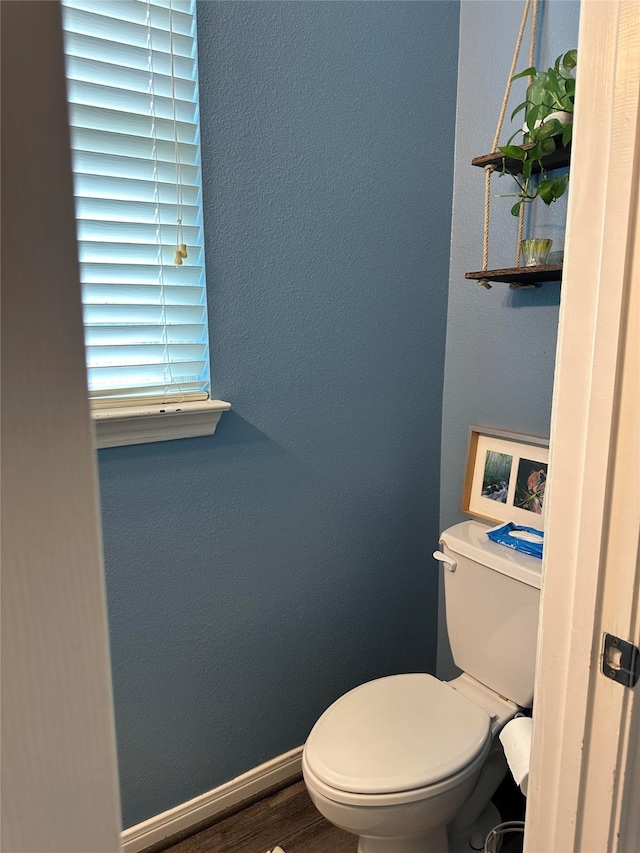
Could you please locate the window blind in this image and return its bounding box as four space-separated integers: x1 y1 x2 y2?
61 0 210 408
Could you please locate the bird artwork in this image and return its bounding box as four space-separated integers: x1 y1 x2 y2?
515 463 547 514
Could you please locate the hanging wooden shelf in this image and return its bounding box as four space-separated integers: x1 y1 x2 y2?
465 263 563 286
471 141 571 175
467 140 570 287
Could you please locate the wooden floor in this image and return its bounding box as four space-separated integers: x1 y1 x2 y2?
161 780 356 853
160 775 525 853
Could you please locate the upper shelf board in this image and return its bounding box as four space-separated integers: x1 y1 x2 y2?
472 141 571 175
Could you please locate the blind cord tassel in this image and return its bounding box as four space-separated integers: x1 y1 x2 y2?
176 217 187 265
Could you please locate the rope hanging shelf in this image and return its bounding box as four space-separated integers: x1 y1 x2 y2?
465 263 563 286
471 143 571 176
467 0 571 290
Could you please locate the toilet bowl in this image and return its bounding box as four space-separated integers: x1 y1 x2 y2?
302 521 543 853
302 673 509 853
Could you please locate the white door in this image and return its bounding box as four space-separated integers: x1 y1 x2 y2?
1 3 122 851
526 1 640 851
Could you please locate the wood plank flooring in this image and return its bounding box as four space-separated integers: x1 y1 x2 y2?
161 780 356 853
159 774 525 853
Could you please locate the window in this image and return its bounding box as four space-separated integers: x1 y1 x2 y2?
61 0 228 447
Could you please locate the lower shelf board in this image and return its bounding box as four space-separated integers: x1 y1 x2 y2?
465 263 563 286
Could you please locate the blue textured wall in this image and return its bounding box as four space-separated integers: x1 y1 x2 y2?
98 1 460 827
437 0 580 677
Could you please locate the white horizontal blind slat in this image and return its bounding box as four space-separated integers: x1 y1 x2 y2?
73 174 201 206
65 32 195 80
70 130 200 166
73 155 199 189
67 0 194 35
77 218 200 245
91 386 208 408
75 198 201 226
63 7 195 57
87 363 208 394
68 104 198 146
62 0 210 406
84 302 205 328
86 343 207 366
81 265 203 286
85 323 206 345
66 56 197 100
67 79 197 123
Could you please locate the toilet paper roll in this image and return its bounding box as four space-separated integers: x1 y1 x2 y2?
499 716 533 797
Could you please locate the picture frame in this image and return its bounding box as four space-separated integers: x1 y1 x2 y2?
461 426 550 529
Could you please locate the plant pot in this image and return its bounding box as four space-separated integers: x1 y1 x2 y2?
523 110 573 132
540 109 573 126
521 238 553 266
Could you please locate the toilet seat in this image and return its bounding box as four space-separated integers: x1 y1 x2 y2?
302 737 491 807
303 673 491 806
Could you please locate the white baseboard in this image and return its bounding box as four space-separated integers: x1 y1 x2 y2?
121 746 304 853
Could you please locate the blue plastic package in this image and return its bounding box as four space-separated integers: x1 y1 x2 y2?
486 522 544 559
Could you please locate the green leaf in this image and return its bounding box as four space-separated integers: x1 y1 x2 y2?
540 137 557 155
537 180 555 205
498 144 527 160
528 141 544 160
565 78 576 96
511 66 537 82
547 67 560 91
525 103 542 131
527 78 546 106
562 123 573 147
536 120 562 140
557 62 574 81
511 201 523 217
552 174 569 197
563 49 578 71
510 101 529 121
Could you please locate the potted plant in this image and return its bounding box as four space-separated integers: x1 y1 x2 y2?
497 49 577 219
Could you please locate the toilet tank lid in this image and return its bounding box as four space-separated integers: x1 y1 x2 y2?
440 521 542 590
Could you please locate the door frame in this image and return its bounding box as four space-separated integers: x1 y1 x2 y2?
525 1 640 850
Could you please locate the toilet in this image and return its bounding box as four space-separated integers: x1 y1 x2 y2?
302 520 542 853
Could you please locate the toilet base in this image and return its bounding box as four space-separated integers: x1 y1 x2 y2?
357 825 448 853
448 802 501 853
353 802 500 853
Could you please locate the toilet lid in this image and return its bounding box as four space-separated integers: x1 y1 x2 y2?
305 674 491 795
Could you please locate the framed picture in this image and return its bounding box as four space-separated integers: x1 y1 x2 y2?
461 426 550 529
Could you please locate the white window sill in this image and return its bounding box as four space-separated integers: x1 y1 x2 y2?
92 400 231 449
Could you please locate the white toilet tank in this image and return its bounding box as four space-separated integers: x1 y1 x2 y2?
438 520 542 708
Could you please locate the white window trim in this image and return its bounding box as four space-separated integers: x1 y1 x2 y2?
62 0 226 445
92 399 231 449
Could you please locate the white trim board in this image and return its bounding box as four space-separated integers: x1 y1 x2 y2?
93 399 231 449
121 747 303 853
526 2 640 851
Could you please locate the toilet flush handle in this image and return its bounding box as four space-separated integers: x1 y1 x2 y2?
433 550 457 572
